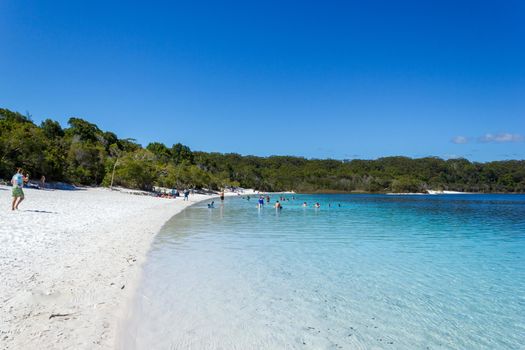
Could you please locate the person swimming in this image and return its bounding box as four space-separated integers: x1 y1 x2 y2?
207 201 215 208
302 202 307 207
314 202 320 208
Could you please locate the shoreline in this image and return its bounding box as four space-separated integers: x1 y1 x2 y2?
114 190 247 348
0 186 219 349
297 190 522 195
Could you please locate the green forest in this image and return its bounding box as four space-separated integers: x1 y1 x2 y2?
1 108 524 193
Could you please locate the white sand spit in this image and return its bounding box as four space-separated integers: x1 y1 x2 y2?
0 186 215 349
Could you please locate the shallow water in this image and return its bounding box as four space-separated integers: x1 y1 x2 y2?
123 194 525 349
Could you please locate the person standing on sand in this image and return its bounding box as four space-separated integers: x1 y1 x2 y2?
11 168 27 211
184 189 190 201
40 175 46 189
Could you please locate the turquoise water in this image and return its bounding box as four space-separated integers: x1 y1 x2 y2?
123 194 525 349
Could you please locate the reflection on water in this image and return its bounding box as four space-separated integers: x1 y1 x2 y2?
122 194 525 349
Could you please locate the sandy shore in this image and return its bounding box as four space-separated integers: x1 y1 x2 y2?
0 186 217 349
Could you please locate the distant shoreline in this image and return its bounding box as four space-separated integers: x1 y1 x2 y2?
296 190 523 195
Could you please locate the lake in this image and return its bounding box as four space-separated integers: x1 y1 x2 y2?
122 194 525 349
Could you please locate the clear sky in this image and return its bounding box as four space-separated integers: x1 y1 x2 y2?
1 0 524 161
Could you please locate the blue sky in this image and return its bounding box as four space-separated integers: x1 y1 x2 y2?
1 0 524 161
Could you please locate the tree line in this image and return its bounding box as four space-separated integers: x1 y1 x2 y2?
1 108 524 193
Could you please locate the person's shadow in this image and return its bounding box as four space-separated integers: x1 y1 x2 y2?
22 209 58 214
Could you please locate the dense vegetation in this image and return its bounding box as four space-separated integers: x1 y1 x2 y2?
1 108 524 193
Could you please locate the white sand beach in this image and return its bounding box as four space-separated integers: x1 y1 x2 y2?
0 186 219 349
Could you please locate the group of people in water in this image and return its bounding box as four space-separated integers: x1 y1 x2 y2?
207 191 225 208
207 191 343 211
253 195 286 209
237 194 342 210
302 201 341 208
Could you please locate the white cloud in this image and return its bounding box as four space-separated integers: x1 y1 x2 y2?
478 133 524 143
451 136 468 144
